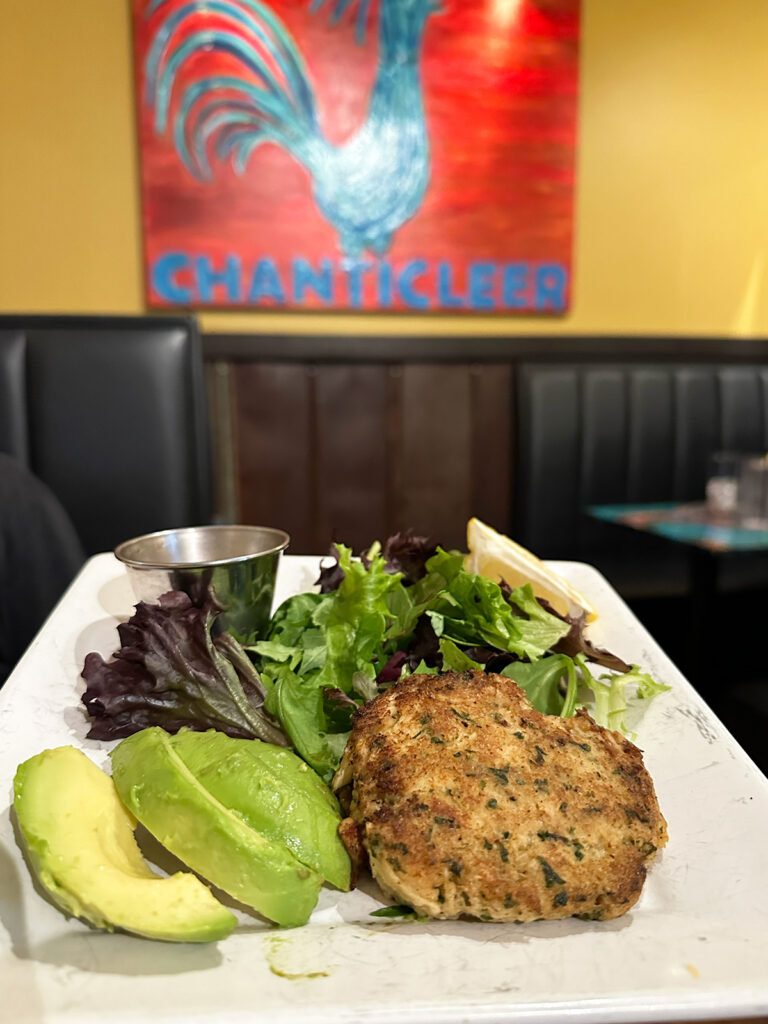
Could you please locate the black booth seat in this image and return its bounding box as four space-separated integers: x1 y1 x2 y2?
0 453 85 681
0 314 212 557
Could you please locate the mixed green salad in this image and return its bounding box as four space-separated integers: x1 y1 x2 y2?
82 532 669 782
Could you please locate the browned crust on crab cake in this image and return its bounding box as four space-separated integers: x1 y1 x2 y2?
334 670 667 922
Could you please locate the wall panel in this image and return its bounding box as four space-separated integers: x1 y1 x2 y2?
229 361 513 553
233 364 313 551
312 365 390 553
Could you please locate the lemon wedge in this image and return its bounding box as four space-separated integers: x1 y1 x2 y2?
465 517 597 622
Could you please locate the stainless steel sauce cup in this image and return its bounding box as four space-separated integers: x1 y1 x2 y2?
114 524 290 644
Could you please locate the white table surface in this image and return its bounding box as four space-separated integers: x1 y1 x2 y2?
1 553 768 1024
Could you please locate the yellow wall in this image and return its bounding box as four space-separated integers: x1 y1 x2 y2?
2 0 768 337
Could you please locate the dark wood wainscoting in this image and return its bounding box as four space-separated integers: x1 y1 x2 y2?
226 360 512 553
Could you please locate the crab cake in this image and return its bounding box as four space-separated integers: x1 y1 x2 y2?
333 670 667 922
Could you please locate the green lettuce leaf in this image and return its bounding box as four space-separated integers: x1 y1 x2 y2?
438 637 485 673
574 654 670 737
264 667 348 783
418 552 570 661
502 655 578 717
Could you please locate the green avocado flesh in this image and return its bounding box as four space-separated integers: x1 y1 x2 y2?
110 728 332 927
13 746 235 943
167 729 351 892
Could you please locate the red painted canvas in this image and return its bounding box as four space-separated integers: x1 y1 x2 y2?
133 0 580 313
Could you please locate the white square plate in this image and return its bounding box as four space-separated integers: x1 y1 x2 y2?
1 554 767 1024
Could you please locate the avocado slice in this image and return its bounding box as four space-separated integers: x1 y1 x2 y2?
110 728 324 927
166 729 351 891
13 746 235 943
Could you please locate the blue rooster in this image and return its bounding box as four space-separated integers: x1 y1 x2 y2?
145 0 439 257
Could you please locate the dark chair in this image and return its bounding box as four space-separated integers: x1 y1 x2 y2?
0 453 86 683
0 315 213 556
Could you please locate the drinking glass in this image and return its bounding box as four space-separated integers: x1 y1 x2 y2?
705 451 741 519
737 454 768 529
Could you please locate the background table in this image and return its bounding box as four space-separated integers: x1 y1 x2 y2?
589 501 768 552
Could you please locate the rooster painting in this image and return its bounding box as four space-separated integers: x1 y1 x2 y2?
144 0 439 258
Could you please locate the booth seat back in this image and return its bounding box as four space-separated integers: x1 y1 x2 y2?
0 315 212 555
514 361 768 596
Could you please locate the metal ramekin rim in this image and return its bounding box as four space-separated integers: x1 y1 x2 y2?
114 524 290 569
